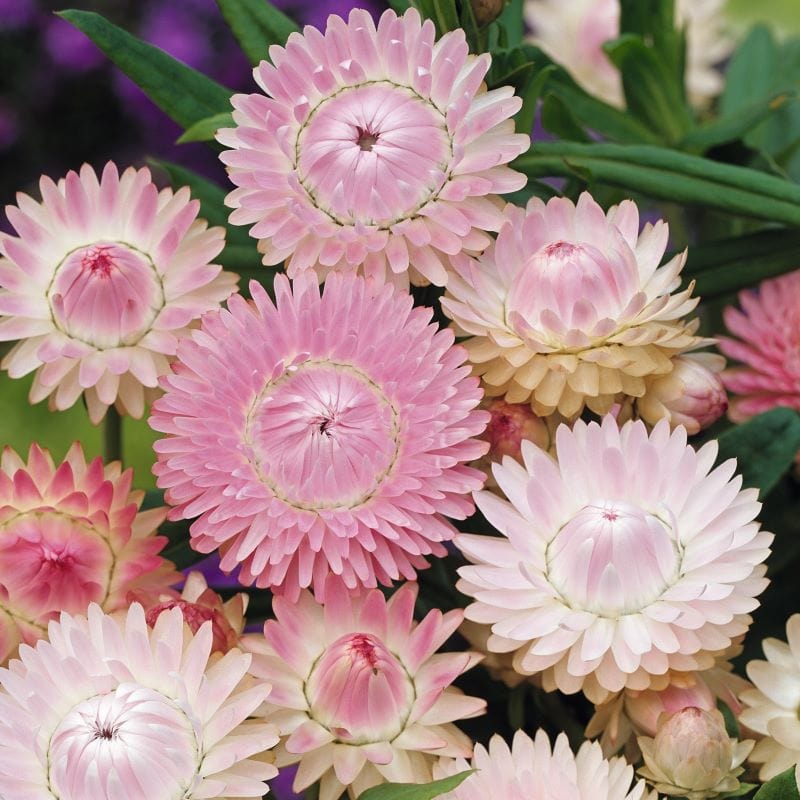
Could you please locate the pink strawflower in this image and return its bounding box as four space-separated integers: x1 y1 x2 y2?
0 603 278 799
217 8 529 288
0 162 237 422
0 442 179 664
244 579 485 800
456 415 772 703
433 730 657 800
637 353 728 434
442 193 705 417
718 270 800 422
141 570 247 654
151 272 488 599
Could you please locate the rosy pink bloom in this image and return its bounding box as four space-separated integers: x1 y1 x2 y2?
718 270 800 422
740 614 800 780
217 7 529 288
637 353 728 434
0 603 278 799
151 272 488 599
140 570 247 654
0 442 179 664
0 162 237 422
433 729 657 800
244 579 485 800
442 193 704 417
456 415 772 703
525 0 733 108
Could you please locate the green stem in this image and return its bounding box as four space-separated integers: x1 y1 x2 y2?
103 406 123 463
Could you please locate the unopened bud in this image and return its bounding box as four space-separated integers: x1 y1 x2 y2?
637 707 753 799
638 353 728 434
471 0 506 26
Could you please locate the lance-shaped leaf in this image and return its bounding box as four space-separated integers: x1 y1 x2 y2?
214 0 299 66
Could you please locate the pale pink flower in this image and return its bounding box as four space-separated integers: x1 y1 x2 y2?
525 0 733 108
140 570 247 654
0 162 237 422
637 353 728 434
433 729 657 800
244 579 485 800
0 603 278 798
217 7 529 288
0 442 179 664
151 272 488 599
637 707 753 799
442 193 704 417
457 415 772 703
740 614 800 780
718 270 800 422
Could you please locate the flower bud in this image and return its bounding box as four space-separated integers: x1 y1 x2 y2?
626 683 716 738
637 353 728 434
637 707 753 799
471 0 507 26
481 398 551 460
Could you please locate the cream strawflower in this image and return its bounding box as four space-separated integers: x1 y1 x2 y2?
217 7 529 288
433 729 657 800
0 603 278 798
442 193 704 418
0 162 237 422
740 613 800 779
244 578 485 800
525 0 733 108
457 415 772 703
0 442 179 664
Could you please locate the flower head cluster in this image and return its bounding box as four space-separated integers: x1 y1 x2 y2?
0 162 237 422
442 193 705 418
718 270 800 421
525 0 733 108
151 272 488 599
434 729 656 800
0 603 278 798
245 579 485 800
218 7 529 288
0 442 179 663
457 415 772 703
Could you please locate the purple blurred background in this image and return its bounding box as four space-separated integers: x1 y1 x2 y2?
0 0 385 218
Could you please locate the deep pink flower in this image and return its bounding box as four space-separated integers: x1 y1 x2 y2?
151 272 488 599
0 162 237 422
0 442 179 663
217 8 529 288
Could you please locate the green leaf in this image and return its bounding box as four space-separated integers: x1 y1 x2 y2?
754 765 800 799
387 0 413 11
58 10 232 130
540 93 590 142
357 772 474 800
177 112 234 144
214 0 300 66
494 0 523 47
720 25 779 117
715 408 800 497
514 141 800 227
412 0 460 36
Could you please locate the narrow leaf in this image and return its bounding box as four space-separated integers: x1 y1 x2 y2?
177 112 234 144
357 771 474 800
715 408 800 497
58 10 232 130
215 0 300 66
754 766 800 799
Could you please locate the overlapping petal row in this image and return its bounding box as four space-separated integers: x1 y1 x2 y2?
0 442 179 664
433 729 656 800
0 603 278 799
718 270 800 421
244 579 485 800
456 416 772 703
151 271 489 599
442 193 706 418
0 162 237 422
217 7 529 288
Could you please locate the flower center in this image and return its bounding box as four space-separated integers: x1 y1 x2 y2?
0 510 114 620
295 81 452 227
545 500 680 616
305 632 415 744
47 241 164 349
47 685 199 800
246 360 401 510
